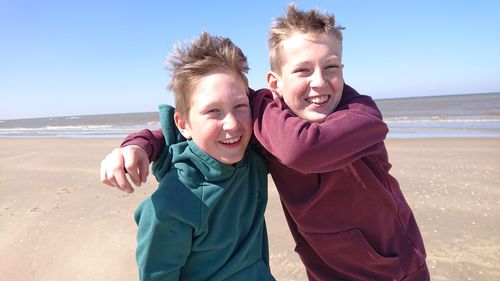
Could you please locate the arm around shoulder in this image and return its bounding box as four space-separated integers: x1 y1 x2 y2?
121 128 165 163
251 86 388 173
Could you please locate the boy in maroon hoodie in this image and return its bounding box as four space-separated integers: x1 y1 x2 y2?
101 4 429 280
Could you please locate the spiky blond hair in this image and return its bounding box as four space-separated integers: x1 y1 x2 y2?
268 3 345 72
167 31 249 114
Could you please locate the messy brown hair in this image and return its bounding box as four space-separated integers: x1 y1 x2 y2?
268 3 345 72
167 31 249 115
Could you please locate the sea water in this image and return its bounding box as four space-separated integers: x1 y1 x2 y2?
1 93 499 138
377 92 500 138
0 112 161 138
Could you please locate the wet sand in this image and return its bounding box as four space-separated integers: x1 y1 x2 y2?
0 138 499 280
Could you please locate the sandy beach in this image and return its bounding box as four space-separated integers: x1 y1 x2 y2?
0 137 499 281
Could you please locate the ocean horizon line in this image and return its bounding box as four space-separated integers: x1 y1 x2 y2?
374 90 500 102
2 91 499 122
1 92 499 139
0 110 164 123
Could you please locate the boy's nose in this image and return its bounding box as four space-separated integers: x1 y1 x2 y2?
310 70 326 87
222 113 238 131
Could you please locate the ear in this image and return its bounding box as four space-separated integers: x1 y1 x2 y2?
266 71 282 99
174 112 192 140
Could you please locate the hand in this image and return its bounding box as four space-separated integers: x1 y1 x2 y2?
100 145 150 193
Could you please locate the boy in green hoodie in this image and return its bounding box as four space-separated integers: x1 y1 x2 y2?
133 31 275 281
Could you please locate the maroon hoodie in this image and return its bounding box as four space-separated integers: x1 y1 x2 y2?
122 84 429 280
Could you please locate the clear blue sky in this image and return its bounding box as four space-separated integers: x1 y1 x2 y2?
1 0 499 120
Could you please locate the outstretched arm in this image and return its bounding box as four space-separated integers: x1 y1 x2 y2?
122 128 166 163
99 129 165 193
251 85 388 174
100 144 151 193
100 106 183 192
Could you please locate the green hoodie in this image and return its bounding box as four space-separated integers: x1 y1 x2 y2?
134 105 274 281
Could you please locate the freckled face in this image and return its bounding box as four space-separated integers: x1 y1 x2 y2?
176 70 252 164
272 33 344 122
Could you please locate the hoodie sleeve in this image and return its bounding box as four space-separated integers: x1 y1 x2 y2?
251 85 388 174
121 128 165 163
120 105 185 181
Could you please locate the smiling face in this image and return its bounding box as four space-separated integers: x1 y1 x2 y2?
267 32 344 122
174 70 252 165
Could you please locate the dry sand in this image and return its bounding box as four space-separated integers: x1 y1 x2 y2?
0 138 499 280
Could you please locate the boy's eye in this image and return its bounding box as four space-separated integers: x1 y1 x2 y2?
292 68 311 76
206 108 219 114
235 103 249 109
326 65 339 70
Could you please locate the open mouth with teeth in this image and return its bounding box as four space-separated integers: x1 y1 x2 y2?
220 136 241 145
306 95 330 105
